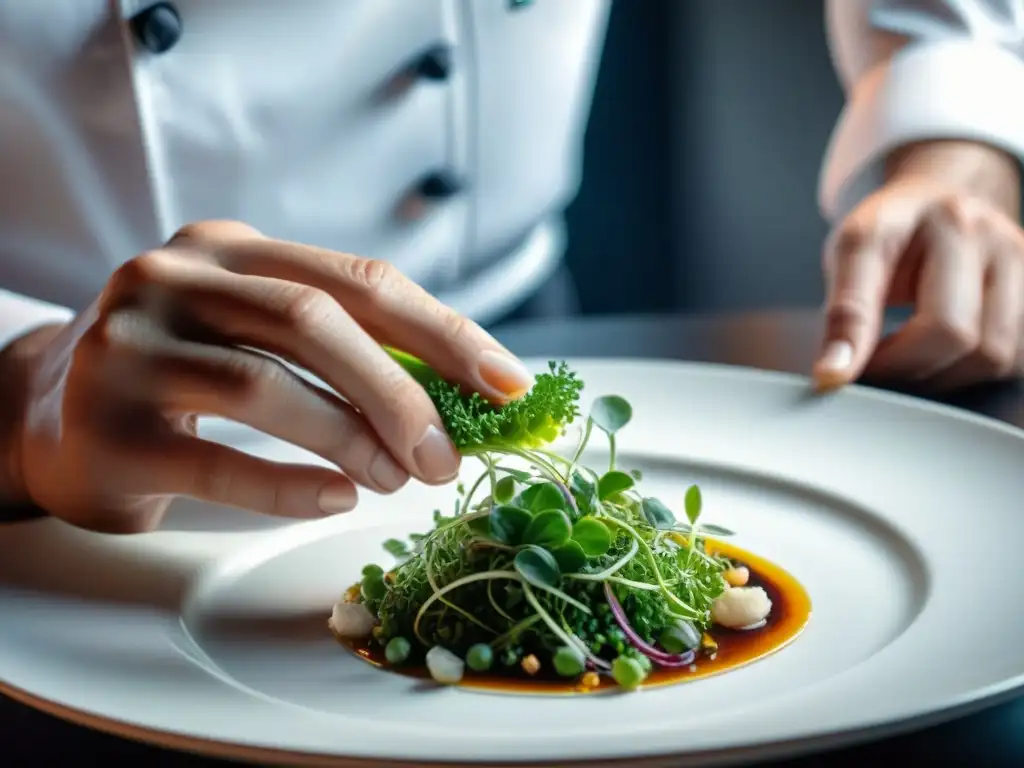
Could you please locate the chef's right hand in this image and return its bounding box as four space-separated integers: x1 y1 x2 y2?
6 220 534 533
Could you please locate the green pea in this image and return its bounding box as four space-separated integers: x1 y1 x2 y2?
553 646 585 677
466 643 494 672
384 637 411 665
361 576 387 602
611 656 646 690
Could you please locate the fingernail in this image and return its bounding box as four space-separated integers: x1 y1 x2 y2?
317 481 357 515
814 340 854 391
412 424 460 483
478 349 534 399
368 450 409 493
818 341 853 372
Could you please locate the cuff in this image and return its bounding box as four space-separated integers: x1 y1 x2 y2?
819 39 1024 222
0 289 74 353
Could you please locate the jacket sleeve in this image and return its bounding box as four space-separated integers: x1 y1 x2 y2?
820 0 1024 222
0 288 73 352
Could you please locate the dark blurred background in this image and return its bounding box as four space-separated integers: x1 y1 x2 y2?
565 0 844 315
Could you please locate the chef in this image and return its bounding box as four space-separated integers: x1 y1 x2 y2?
0 0 1021 533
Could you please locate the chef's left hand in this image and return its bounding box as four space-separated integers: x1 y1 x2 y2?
814 140 1024 393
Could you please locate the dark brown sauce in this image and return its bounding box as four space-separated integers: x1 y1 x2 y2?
337 540 811 695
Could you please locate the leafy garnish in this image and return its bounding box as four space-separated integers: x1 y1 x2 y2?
386 348 583 453
350 361 737 691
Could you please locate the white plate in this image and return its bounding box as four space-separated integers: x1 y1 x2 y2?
2 358 1024 767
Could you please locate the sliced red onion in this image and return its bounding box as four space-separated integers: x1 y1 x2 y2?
604 583 697 668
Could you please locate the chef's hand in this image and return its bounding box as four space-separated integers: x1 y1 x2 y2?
3 220 533 533
814 140 1024 393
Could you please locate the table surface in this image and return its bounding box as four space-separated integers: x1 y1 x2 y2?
4 309 1024 767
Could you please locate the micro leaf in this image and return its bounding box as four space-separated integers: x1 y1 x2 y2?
500 468 533 482
551 540 587 573
493 475 517 504
518 481 566 513
684 485 703 526
571 517 612 557
589 395 632 435
514 545 562 588
466 515 491 538
383 538 410 558
522 509 573 549
697 523 733 537
489 505 533 545
570 472 597 515
598 470 634 500
641 497 676 530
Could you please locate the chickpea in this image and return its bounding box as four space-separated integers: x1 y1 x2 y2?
580 671 601 689
521 654 541 676
723 566 749 587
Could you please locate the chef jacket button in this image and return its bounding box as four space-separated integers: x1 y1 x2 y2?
415 45 453 81
508 0 534 9
418 171 463 200
131 2 183 54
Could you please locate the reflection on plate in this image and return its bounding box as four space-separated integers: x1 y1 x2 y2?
0 360 1022 767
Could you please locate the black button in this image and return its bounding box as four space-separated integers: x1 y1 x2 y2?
415 45 453 81
131 2 183 54
418 171 463 199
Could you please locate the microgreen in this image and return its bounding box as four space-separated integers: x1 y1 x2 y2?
598 470 634 500
522 509 573 549
641 497 676 530
518 481 568 513
571 517 612 557
352 361 736 691
493 475 517 504
514 546 562 588
488 505 532 546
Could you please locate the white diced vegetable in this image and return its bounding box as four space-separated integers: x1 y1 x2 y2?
329 602 376 638
426 646 465 685
711 586 772 629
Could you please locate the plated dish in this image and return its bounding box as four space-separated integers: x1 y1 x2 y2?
2 358 1024 767
329 360 811 693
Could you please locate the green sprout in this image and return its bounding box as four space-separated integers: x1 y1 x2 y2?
352 357 739 691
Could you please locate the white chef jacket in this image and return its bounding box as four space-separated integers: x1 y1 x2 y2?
1 0 1024 355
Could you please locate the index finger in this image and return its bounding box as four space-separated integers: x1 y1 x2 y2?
814 227 893 390
177 225 535 404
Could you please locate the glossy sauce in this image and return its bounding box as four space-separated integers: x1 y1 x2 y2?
337 540 811 695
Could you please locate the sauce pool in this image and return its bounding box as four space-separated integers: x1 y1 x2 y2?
337 540 811 695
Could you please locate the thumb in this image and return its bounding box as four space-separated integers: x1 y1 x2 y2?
814 225 895 390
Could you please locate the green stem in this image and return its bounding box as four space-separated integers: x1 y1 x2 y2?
485 456 498 498
530 581 592 615
568 418 594 478
608 434 617 473
603 518 701 619
462 445 561 483
564 540 638 581
462 466 491 515
491 614 543 649
487 579 517 624
421 538 500 639
413 569 517 645
520 583 602 665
